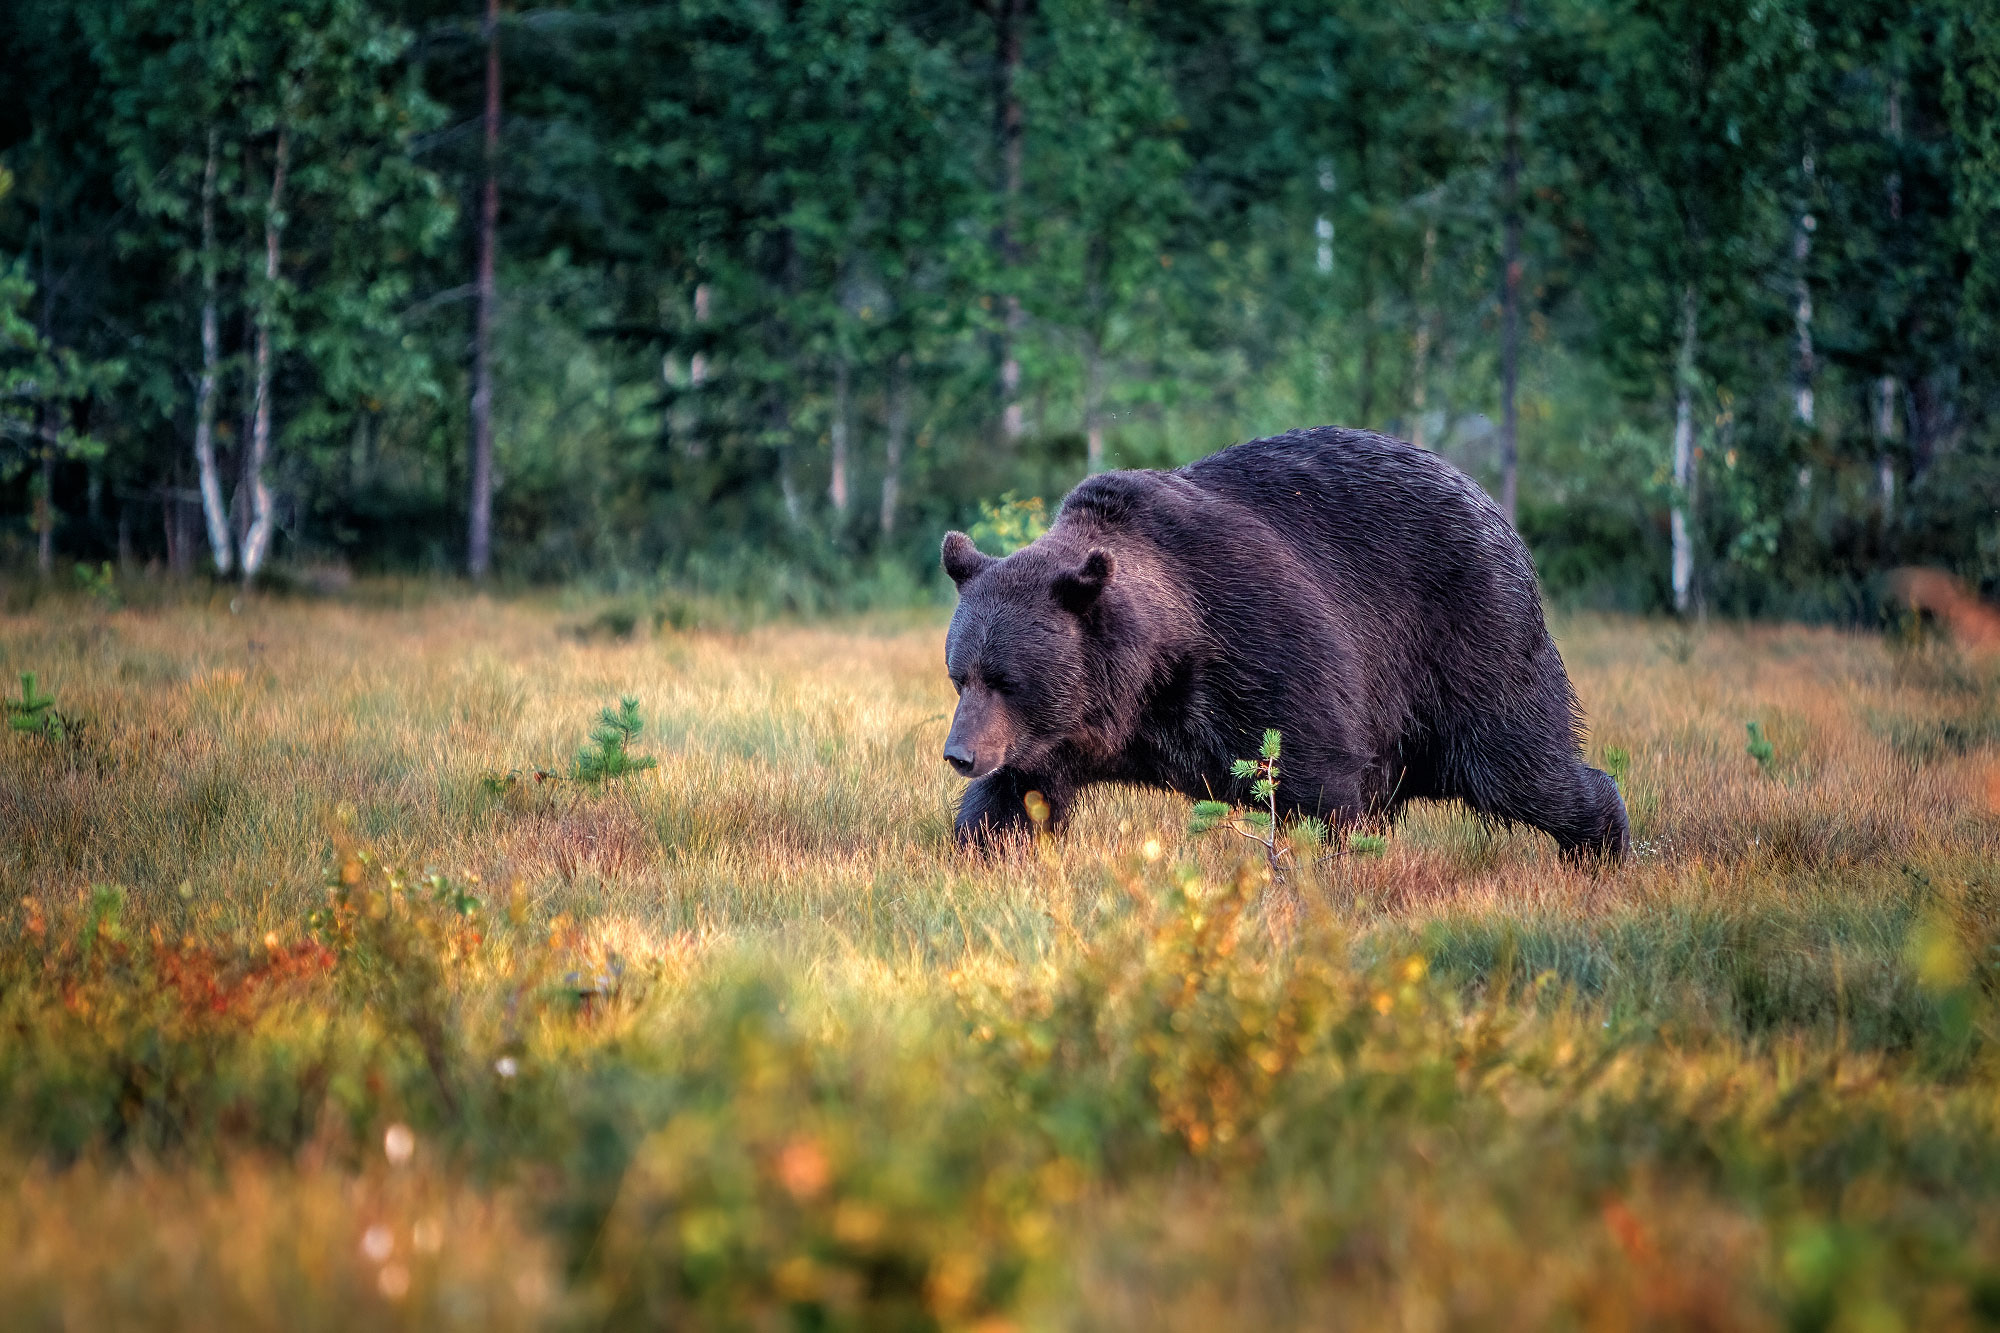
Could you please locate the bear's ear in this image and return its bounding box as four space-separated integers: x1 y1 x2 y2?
1054 548 1114 615
941 531 994 586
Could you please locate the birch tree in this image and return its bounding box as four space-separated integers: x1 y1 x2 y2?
88 0 449 578
1554 0 1808 615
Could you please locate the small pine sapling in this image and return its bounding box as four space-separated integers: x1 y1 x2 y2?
1191 728 1391 870
479 696 659 801
6 672 75 745
1346 832 1388 857
1601 745 1631 785
1745 720 1774 774
572 696 658 785
1190 728 1290 881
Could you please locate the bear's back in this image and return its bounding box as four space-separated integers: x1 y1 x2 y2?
1176 427 1539 619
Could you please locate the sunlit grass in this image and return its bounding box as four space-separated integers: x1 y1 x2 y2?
1 587 1997 1328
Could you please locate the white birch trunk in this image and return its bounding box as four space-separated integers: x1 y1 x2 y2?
193 127 234 575
1792 153 1816 428
1875 81 1902 522
1670 284 1697 616
780 454 802 527
466 0 500 578
689 283 711 389
240 125 288 581
828 359 850 515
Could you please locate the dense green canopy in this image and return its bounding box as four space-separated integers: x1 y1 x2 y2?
2 0 1997 615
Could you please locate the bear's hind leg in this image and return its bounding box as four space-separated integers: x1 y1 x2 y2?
1457 751 1629 862
1540 762 1629 861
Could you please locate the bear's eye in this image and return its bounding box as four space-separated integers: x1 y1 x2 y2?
985 674 1011 696
949 673 966 694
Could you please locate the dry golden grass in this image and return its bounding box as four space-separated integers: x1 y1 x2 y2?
7 593 1994 938
2 588 1998 1329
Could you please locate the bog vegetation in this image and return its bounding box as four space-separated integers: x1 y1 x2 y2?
4 2 2000 617
3 586 1999 1327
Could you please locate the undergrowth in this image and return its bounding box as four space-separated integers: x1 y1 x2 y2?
3 594 2000 1327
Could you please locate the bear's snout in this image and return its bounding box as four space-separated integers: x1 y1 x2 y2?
943 741 978 777
943 687 1010 781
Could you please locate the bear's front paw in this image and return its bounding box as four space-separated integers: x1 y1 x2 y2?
953 770 1063 850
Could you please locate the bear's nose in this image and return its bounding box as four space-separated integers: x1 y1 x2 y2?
943 743 976 778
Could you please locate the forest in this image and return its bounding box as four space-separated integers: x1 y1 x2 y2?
4 1 2000 616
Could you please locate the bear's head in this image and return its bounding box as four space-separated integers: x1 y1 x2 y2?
939 530 1114 781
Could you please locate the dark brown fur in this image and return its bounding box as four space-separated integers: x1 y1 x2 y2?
940 426 1628 858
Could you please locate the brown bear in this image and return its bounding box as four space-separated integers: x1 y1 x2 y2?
939 425 1628 858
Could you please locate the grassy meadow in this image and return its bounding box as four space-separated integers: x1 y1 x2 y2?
4 586 2000 1329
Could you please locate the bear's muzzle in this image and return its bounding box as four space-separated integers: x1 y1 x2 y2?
943 686 1012 781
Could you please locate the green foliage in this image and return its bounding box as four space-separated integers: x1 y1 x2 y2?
1601 745 1631 784
72 560 117 607
1187 799 1231 835
0 189 116 497
3 0 2000 610
967 493 1049 556
10 844 2000 1323
1746 719 1776 773
572 697 658 785
1347 832 1388 858
1191 728 1292 879
5 672 73 744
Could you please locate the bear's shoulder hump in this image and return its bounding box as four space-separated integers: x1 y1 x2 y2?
1057 469 1194 527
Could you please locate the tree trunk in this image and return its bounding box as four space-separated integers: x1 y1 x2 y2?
880 356 909 537
1791 151 1816 428
234 303 255 550
677 282 711 459
35 411 55 576
1409 222 1436 448
1875 374 1898 517
194 127 234 575
240 125 289 582
162 488 181 575
1909 374 1951 481
1315 157 1335 274
828 358 850 515
467 0 501 579
770 394 802 528
1670 284 1698 617
1083 331 1105 473
1497 0 1523 524
690 282 710 387
1874 77 1902 527
350 408 372 491
994 0 1025 444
